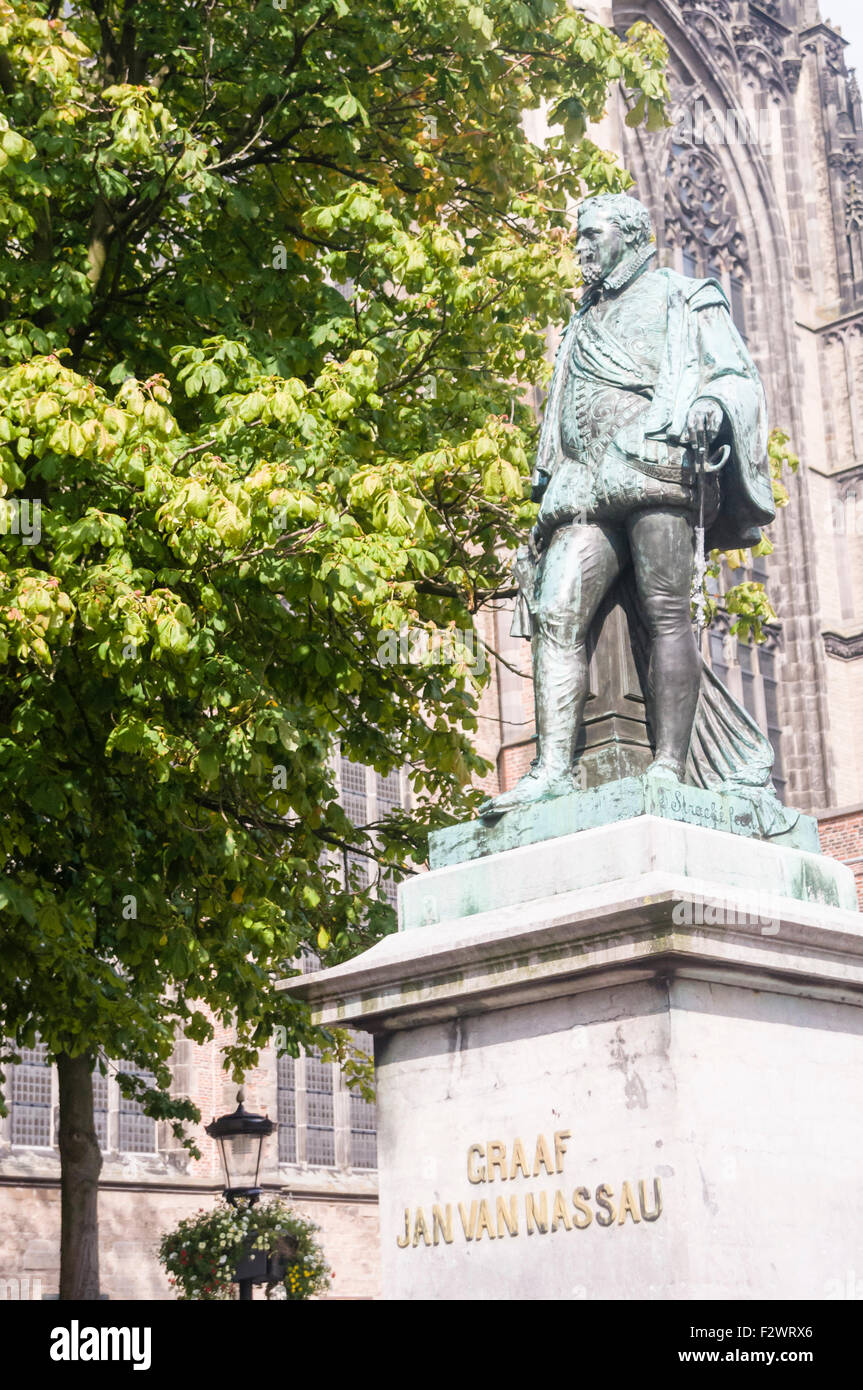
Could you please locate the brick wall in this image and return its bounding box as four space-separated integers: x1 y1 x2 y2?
0 1182 380 1301
500 738 537 790
817 805 863 908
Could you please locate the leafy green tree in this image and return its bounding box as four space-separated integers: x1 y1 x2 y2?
0 0 670 1298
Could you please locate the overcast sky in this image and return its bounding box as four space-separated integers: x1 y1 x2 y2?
823 2 863 75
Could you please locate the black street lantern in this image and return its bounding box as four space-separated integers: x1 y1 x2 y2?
206 1088 275 1206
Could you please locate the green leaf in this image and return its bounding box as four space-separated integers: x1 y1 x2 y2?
197 748 221 782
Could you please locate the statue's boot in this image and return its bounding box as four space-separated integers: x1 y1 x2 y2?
477 754 575 818
644 755 685 783
479 636 584 818
643 611 700 784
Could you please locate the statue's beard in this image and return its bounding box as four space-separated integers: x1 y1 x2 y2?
582 239 656 295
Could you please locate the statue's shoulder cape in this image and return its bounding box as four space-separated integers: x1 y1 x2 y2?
616 267 775 550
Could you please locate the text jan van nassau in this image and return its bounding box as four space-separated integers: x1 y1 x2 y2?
397 1130 663 1248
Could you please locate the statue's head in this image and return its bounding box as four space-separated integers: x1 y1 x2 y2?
576 193 654 289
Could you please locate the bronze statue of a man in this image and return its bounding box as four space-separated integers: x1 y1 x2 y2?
482 192 777 819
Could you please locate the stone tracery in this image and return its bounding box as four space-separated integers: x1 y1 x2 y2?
664 143 749 275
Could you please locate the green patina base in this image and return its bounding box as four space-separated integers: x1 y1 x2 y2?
428 776 819 870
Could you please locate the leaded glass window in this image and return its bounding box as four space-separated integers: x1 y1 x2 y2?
9 1041 52 1147
304 1049 335 1166
116 1061 157 1154
277 1053 297 1163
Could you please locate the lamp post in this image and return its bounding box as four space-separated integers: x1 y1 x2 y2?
206 1087 275 1301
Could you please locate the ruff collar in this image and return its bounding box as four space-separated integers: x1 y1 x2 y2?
583 239 657 305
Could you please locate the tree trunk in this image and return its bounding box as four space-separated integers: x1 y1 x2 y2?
57 1052 102 1300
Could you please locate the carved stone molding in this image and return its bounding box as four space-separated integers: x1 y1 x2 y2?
782 58 802 92
679 0 733 21
829 460 863 501
680 3 793 98
820 311 863 344
680 9 737 78
823 631 863 660
828 148 863 177
738 46 786 99
734 21 783 61
802 27 848 77
846 181 863 237
824 38 847 76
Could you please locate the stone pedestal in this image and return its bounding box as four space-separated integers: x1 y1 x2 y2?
282 807 863 1301
577 586 653 787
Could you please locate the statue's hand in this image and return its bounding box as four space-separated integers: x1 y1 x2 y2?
530 468 551 503
528 524 547 564
682 398 724 450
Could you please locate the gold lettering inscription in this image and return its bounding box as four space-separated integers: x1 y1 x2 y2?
532 1133 555 1178
398 1175 663 1249
458 1200 478 1240
618 1180 640 1225
475 1198 496 1241
496 1195 518 1237
525 1191 549 1234
595 1183 616 1227
551 1189 572 1232
398 1126 665 1250
553 1130 571 1174
413 1207 432 1246
432 1204 453 1245
467 1143 486 1184
639 1177 663 1222
397 1207 410 1248
487 1140 507 1181
465 1131 574 1182
572 1186 593 1230
509 1138 530 1179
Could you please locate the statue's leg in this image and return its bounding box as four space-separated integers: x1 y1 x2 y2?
533 521 626 773
627 507 698 781
480 521 624 815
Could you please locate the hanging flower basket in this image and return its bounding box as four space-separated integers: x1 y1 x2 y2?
159 1196 330 1301
234 1232 299 1284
